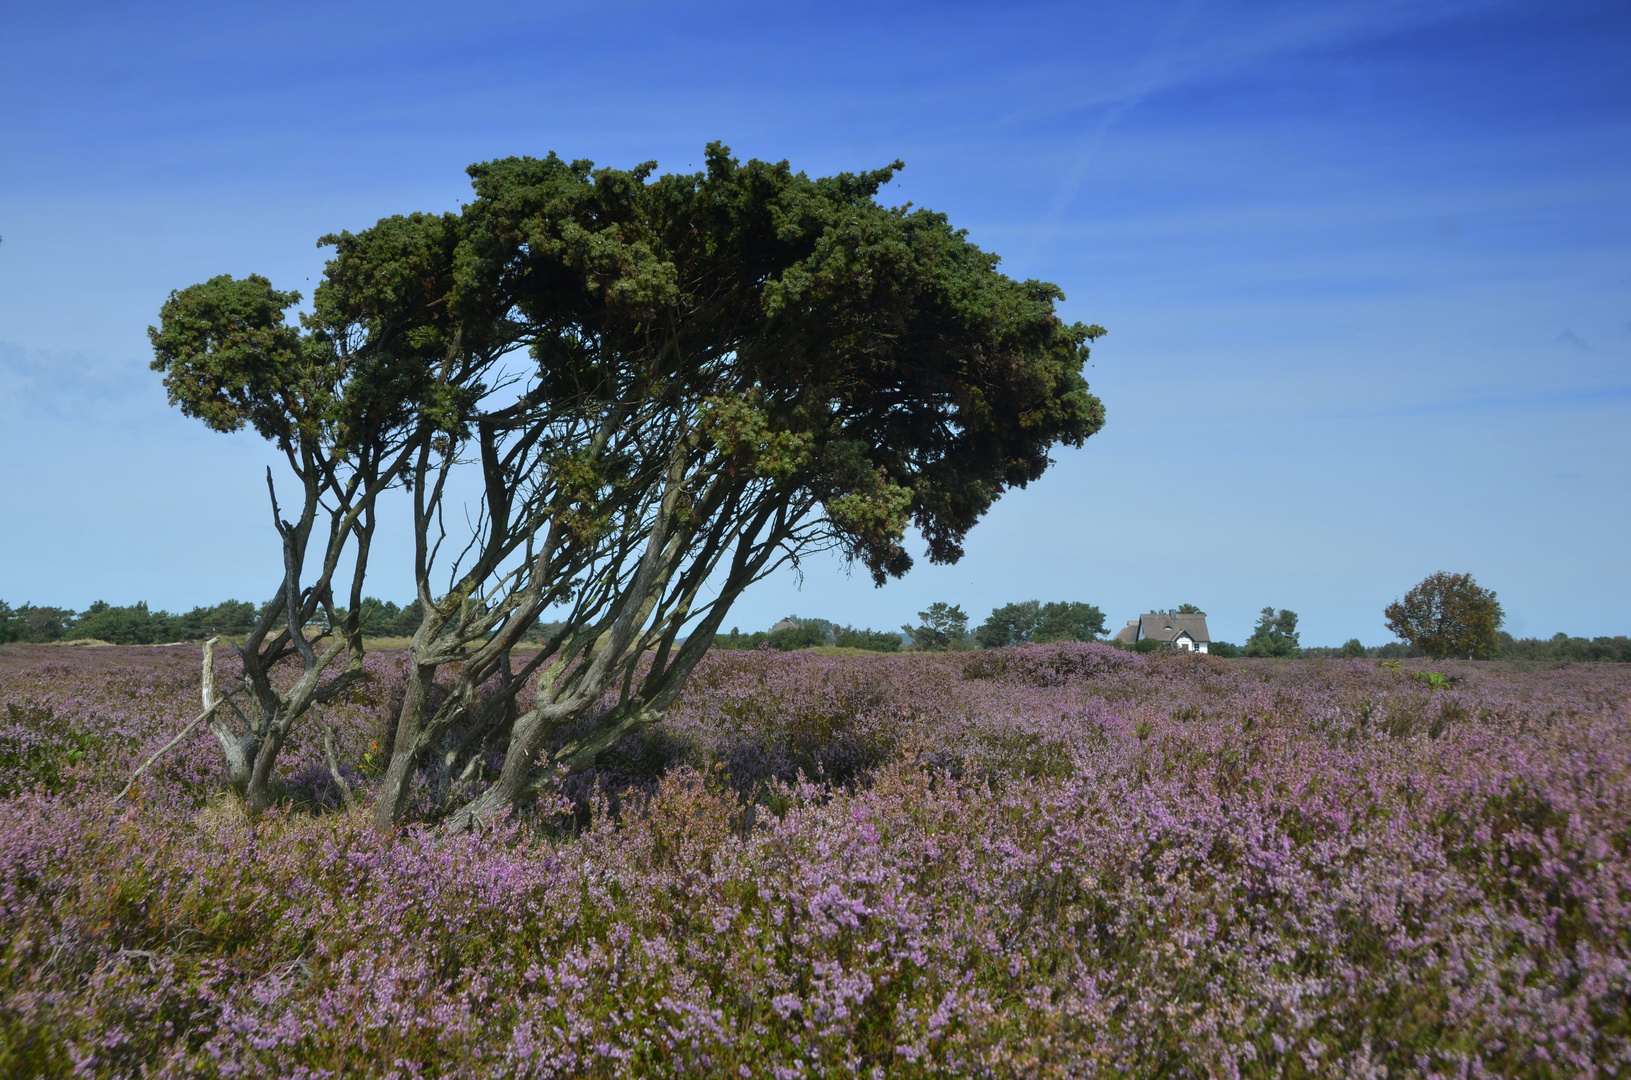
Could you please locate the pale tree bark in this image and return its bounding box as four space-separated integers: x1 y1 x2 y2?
206 435 415 814
370 338 844 832
379 394 823 831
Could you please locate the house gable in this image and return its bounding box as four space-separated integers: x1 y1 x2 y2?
1117 611 1212 651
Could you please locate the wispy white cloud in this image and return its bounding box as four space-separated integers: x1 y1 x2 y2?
0 342 154 417
1030 0 1504 118
1331 381 1631 419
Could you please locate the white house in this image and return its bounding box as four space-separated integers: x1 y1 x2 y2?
1112 611 1211 653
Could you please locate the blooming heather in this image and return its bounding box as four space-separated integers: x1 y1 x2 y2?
2 642 1629 1076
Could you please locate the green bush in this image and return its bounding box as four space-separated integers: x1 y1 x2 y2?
715 618 840 652
1242 607 1300 658
765 625 828 651
834 626 902 652
714 629 769 650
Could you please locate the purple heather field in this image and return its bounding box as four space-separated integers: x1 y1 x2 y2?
2 642 1629 1077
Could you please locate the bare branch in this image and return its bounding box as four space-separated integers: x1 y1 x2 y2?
321 721 356 811
113 689 241 802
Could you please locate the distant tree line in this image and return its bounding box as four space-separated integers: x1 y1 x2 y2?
1297 633 1631 663
0 599 263 645
0 597 462 646
12 585 1623 664
348 599 561 643
712 600 1110 654
714 617 904 653
1495 633 1631 663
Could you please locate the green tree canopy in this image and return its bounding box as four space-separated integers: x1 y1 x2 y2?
1384 572 1503 660
834 626 903 652
1034 601 1106 643
975 601 1042 648
1243 607 1301 658
905 602 971 651
975 600 1105 647
0 602 72 644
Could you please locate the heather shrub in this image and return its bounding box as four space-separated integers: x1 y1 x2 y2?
833 625 903 652
960 640 1141 686
2 643 1630 1075
0 703 85 794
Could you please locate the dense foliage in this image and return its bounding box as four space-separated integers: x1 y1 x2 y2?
714 618 903 653
2 643 1629 1075
0 599 435 646
1242 606 1301 658
902 602 970 651
832 626 904 652
0 600 261 645
1385 571 1504 660
714 624 827 652
973 600 1106 648
1500 632 1631 663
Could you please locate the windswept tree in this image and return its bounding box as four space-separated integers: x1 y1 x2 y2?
154 144 1107 828
1384 572 1503 660
369 145 1106 830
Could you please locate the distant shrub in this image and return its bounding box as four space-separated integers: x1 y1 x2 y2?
903 602 970 651
714 617 840 652
974 600 1105 647
833 626 902 652
1242 607 1300 658
764 625 828 651
1208 640 1239 657
1385 571 1503 660
714 629 769 650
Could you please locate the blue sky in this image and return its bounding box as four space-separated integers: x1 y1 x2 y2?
1 0 1627 645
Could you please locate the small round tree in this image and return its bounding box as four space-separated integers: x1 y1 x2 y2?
1383 572 1503 660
